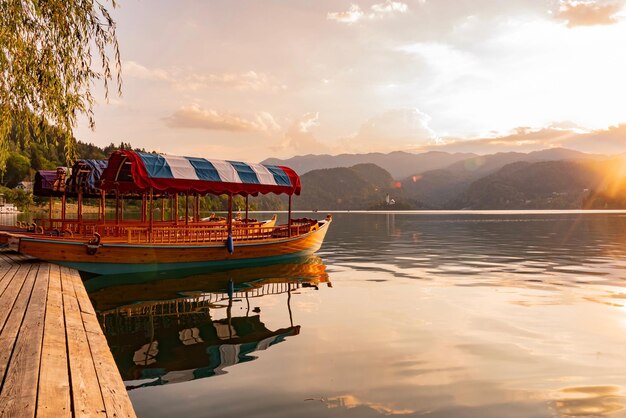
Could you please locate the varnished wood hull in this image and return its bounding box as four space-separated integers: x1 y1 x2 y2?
10 219 331 275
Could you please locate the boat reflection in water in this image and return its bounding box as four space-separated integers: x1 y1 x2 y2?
84 256 330 390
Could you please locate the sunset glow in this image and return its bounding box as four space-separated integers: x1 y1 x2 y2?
75 0 626 160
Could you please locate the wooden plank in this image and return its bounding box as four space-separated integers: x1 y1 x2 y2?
0 264 20 300
0 264 35 385
70 269 97 317
61 267 107 418
84 326 136 418
0 264 32 333
37 264 72 418
68 270 136 418
0 264 48 418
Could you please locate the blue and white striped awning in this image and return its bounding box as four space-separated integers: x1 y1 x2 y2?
101 151 301 196
138 153 292 187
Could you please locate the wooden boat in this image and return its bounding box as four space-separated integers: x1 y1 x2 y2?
8 150 331 275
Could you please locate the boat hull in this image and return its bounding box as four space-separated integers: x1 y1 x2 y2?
12 219 331 275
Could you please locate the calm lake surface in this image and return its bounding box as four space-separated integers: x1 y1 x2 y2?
85 211 626 418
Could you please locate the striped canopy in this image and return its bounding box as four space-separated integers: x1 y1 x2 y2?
100 150 301 196
66 159 109 197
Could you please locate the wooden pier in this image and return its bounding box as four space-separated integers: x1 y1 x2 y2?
0 249 136 417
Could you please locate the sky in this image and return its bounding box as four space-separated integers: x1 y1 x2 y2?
74 0 626 161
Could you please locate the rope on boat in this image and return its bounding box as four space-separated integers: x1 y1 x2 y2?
85 232 102 255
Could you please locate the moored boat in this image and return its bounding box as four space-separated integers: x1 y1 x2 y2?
7 150 331 274
0 194 21 214
9 217 331 274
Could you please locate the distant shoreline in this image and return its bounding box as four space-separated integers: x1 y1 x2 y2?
24 207 626 216
229 209 626 215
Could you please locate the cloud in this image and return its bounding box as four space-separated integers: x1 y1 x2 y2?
163 105 280 133
327 4 364 24
298 112 320 132
340 108 438 152
552 0 623 27
422 126 579 153
123 61 283 91
274 113 331 155
370 0 410 16
183 71 284 91
417 123 626 155
327 1 409 24
124 61 172 81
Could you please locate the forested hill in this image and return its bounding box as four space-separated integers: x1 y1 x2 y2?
293 157 626 210
292 163 411 210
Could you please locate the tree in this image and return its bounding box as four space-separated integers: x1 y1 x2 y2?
2 151 30 187
0 186 33 210
0 0 121 169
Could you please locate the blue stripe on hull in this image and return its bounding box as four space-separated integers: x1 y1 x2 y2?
58 249 316 276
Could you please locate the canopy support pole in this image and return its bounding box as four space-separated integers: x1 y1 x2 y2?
161 197 165 222
77 191 83 236
78 191 83 222
194 194 199 223
120 195 124 221
48 196 52 228
288 195 292 238
227 195 233 234
149 188 154 236
97 192 101 222
61 193 66 223
169 195 173 222
115 190 119 225
174 194 179 225
101 190 106 226
141 194 146 223
245 195 249 224
185 194 189 226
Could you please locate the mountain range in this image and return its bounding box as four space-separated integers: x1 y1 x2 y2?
275 148 626 210
263 151 476 180
263 148 607 180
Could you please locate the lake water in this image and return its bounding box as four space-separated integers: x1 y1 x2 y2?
85 212 626 418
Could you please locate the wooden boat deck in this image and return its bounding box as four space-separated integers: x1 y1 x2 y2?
0 249 136 417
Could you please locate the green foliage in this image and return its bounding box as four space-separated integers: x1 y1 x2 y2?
0 0 121 168
249 195 286 211
2 151 30 187
0 186 33 211
77 142 107 160
452 161 605 209
294 164 399 210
